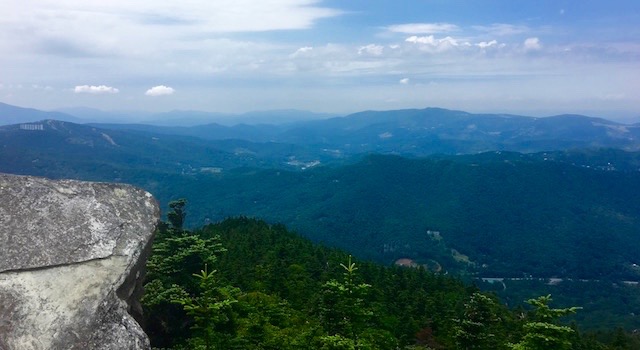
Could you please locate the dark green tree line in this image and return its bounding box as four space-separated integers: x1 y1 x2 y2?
141 200 636 349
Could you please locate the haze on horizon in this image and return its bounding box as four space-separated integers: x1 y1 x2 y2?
1 0 639 121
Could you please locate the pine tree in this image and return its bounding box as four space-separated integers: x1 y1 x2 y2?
454 292 505 349
509 295 580 350
171 264 240 350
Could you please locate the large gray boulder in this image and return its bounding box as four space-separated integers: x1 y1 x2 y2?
0 173 159 349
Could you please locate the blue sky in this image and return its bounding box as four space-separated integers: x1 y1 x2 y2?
1 0 638 120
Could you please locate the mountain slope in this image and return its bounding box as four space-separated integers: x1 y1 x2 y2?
0 119 350 188
3 119 639 280
278 108 640 153
0 102 81 125
172 153 640 281
0 120 314 181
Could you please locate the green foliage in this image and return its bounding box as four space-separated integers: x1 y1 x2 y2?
319 256 376 347
8 124 640 334
481 278 640 332
141 205 634 349
526 295 581 323
142 200 227 347
319 335 357 350
145 199 225 288
454 292 510 349
150 153 640 283
320 257 372 332
170 265 240 350
509 295 580 350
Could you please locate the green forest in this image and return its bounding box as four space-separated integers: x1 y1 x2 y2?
154 153 640 280
140 200 640 349
3 120 640 342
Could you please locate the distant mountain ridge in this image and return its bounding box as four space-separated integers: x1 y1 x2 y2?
0 119 343 181
5 101 640 156
54 106 337 126
0 102 81 125
91 107 640 155
0 102 336 126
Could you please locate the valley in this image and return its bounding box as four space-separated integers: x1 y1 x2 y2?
2 103 640 334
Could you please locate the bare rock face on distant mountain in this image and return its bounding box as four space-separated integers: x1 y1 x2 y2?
0 173 159 349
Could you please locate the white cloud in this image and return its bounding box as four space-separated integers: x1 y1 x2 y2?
74 85 119 94
0 1 342 63
405 35 465 52
2 2 636 118
472 24 530 36
290 46 314 58
388 23 459 34
406 36 437 45
145 85 175 96
12 1 341 33
358 44 384 56
399 78 410 85
476 40 499 49
524 37 542 51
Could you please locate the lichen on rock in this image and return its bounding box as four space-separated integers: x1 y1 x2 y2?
0 173 159 350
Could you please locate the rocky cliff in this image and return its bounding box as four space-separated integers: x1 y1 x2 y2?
0 173 159 349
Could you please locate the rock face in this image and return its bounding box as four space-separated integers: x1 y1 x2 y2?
0 173 159 350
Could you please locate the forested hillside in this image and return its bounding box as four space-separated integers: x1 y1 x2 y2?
3 117 640 333
161 153 640 281
141 204 640 349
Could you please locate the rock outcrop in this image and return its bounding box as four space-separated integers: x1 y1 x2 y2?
0 173 159 350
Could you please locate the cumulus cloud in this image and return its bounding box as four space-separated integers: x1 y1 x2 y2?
405 35 466 52
399 78 410 85
358 44 384 56
388 23 459 34
524 37 542 51
407 35 461 46
406 35 437 45
74 85 119 94
145 85 175 96
476 40 501 49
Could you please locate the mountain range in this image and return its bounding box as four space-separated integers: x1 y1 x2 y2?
4 102 640 155
0 102 82 124
3 102 640 331
0 102 336 126
2 111 640 280
91 108 640 156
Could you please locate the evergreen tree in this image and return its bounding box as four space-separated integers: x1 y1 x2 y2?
171 265 240 350
454 292 506 349
509 295 580 350
142 199 226 347
318 256 396 349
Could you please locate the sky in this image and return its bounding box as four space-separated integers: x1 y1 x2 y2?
1 0 639 120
